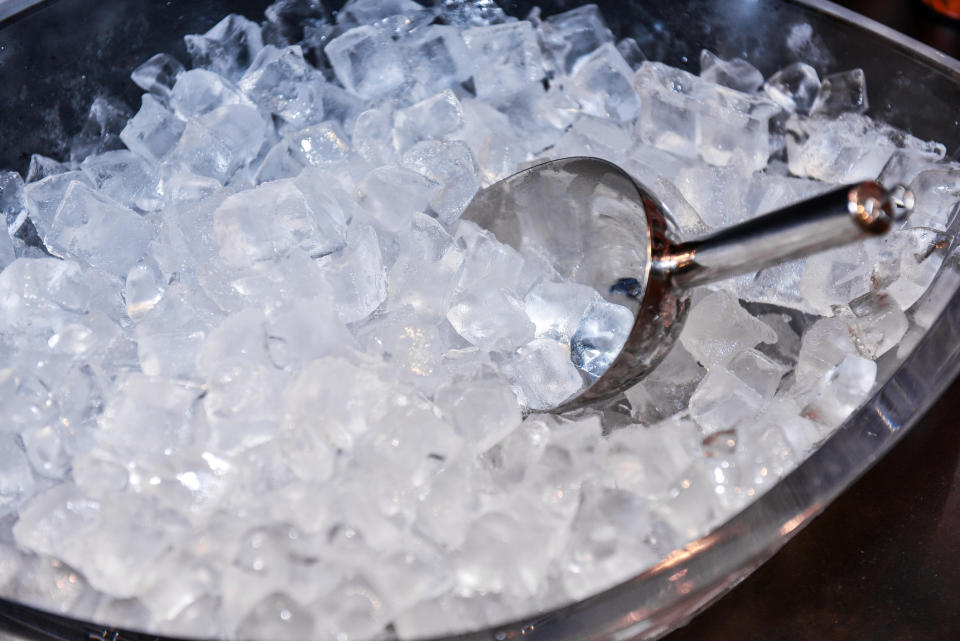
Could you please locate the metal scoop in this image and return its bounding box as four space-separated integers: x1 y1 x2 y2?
461 156 913 413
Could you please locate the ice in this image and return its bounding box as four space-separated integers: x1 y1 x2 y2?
453 220 531 299
20 424 71 480
80 150 162 212
463 22 545 102
214 179 346 267
728 348 786 401
387 214 465 316
616 37 646 69
169 69 251 121
238 45 326 129
136 284 224 379
689 366 765 434
435 368 522 453
786 113 897 183
794 316 859 388
131 53 185 102
625 344 705 423
447 289 534 351
437 0 508 27
501 338 584 410
887 228 949 310
847 290 909 359
393 90 465 154
338 0 426 24
810 68 868 117
679 291 777 367
352 108 398 166
360 309 446 386
238 593 314 641
1 171 29 235
325 25 407 99
675 164 749 228
567 43 642 123
253 141 305 184
699 50 763 93
403 25 474 101
524 281 599 343
121 94 186 163
799 243 873 314
402 140 480 224
185 14 264 81
570 300 634 380
803 354 877 427
45 182 153 277
169 105 267 183
318 223 387 323
539 5 614 74
0 436 35 517
23 171 93 239
26 154 70 183
355 166 440 232
763 62 820 114
69 96 131 163
0 228 14 270
285 121 352 166
98 373 200 454
906 167 960 231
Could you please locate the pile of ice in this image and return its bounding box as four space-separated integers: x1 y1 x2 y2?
0 0 958 638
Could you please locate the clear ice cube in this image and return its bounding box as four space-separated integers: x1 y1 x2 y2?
403 25 473 101
285 121 353 166
184 14 265 81
763 62 819 114
447 288 534 352
169 69 251 121
810 68 868 117
539 4 615 74
121 94 186 163
524 281 599 343
131 53 185 102
567 43 642 123
570 299 634 380
393 90 465 153
699 50 764 93
238 45 326 129
679 290 777 367
355 165 440 232
462 22 545 102
319 223 387 323
402 140 480 224
325 25 407 99
501 338 584 410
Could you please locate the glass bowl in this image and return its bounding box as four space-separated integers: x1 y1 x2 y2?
1 0 959 639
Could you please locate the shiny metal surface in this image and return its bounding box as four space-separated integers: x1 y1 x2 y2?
1 0 959 640
466 159 908 411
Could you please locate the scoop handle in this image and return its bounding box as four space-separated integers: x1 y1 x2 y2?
660 181 913 289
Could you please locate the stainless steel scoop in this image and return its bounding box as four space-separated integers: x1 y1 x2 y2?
461 156 914 413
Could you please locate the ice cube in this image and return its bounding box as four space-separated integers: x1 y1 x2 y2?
253 141 305 184
402 140 480 224
0 435 35 516
80 150 161 211
437 0 508 27
847 290 908 359
121 94 186 163
285 121 352 166
539 5 615 74
728 348 786 401
325 25 407 99
184 14 264 81
25 154 70 183
679 291 777 367
689 366 765 434
338 0 427 24
136 283 224 379
567 43 641 123
462 22 545 102
907 167 960 231
98 373 200 454
45 182 153 277
799 243 873 314
403 25 473 100
632 62 701 159
124 261 165 319
169 69 251 121
615 37 646 69
169 104 267 183
803 354 877 427
435 369 522 454
387 213 464 316
763 62 820 114
393 90 465 153
238 45 326 129
131 53 185 102
447 288 534 352
501 338 584 410
699 50 763 93
214 179 346 267
570 300 634 380
794 316 859 389
887 228 949 310
786 113 897 183
810 68 868 117
238 593 315 641
524 281 599 343
319 223 387 323
1 171 28 235
352 108 398 166
355 166 440 232
69 96 131 163
0 228 14 269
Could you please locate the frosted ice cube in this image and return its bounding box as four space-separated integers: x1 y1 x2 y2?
338 0 427 24
185 14 264 81
319 223 387 323
803 354 876 427
799 243 873 314
214 179 346 267
125 261 165 319
320 83 366 133
169 69 250 121
69 96 131 163
847 290 908 359
699 50 763 93
98 373 200 454
23 171 94 239
352 108 398 166
0 435 35 516
403 25 473 100
238 45 326 129
697 86 778 172
907 167 960 231
238 593 314 641
359 309 445 385
80 150 161 212
689 366 764 434
675 164 750 228
567 43 641 123
728 348 786 401
616 37 646 69
0 227 14 269
325 25 407 99
632 62 701 159
121 94 186 163
502 338 584 410
285 121 352 166
355 166 440 232
265 295 356 369
524 281 599 343
454 220 533 298
393 90 465 153
26 154 70 183
570 300 634 380
131 53 185 102
763 62 819 114
539 4 615 74
387 213 464 316
454 98 527 186
45 182 153 277
887 228 949 310
402 140 480 224
878 148 945 187
447 288 534 352
786 113 897 183
169 104 267 183
1 171 28 235
679 291 777 367
650 462 718 541
810 68 868 117
794 316 859 388
435 370 522 454
136 284 224 379
253 141 305 184
462 22 545 102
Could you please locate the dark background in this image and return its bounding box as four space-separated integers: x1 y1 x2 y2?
663 5 960 640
